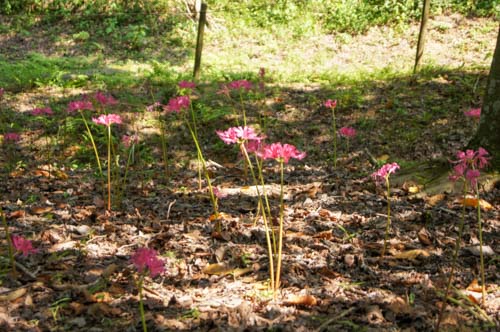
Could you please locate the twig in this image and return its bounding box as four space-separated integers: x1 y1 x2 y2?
364 148 378 166
315 307 356 332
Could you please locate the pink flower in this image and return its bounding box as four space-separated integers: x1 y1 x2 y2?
165 96 190 113
228 80 253 91
146 101 162 112
216 126 263 145
92 114 122 126
338 126 357 138
260 142 306 164
324 99 337 109
464 108 481 119
213 187 227 199
475 147 490 169
465 169 481 187
3 132 21 143
130 247 165 277
95 92 118 106
178 81 196 90
31 107 54 116
67 100 93 113
11 235 38 257
122 134 139 148
371 162 400 186
245 139 265 154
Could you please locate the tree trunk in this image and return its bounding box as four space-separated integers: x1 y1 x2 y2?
469 25 500 171
414 0 431 73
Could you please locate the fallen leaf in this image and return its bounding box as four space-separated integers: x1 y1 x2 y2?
386 296 412 314
202 262 235 276
408 185 420 194
313 230 333 240
417 228 432 246
31 206 53 214
33 169 50 177
0 287 27 302
8 210 25 219
466 279 482 293
393 249 430 260
458 197 493 210
283 294 317 307
427 194 445 207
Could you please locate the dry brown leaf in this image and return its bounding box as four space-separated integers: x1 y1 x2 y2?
386 296 412 314
466 279 483 293
313 230 333 240
209 212 232 221
31 206 53 214
393 249 430 260
458 197 493 210
427 194 445 206
283 294 317 307
0 287 27 302
417 227 432 246
33 169 50 177
69 302 86 315
8 210 25 219
202 262 235 276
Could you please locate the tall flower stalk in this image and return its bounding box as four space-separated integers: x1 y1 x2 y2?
130 248 165 332
325 99 338 168
259 143 306 295
92 114 123 211
371 162 400 258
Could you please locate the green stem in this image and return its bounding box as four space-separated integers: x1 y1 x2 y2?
381 177 391 258
436 182 467 332
239 90 246 127
1 205 16 276
189 105 202 190
240 144 275 296
79 110 103 176
275 160 285 294
107 125 112 211
255 154 277 254
331 108 337 168
474 182 486 306
184 114 218 217
158 118 169 183
138 276 147 332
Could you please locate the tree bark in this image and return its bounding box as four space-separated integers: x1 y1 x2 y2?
469 25 500 171
414 0 431 73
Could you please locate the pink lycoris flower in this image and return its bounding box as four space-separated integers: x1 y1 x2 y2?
95 91 118 106
130 247 165 277
67 100 93 113
165 96 190 113
464 108 481 119
227 80 253 91
465 169 481 187
260 142 306 164
31 107 53 116
371 162 400 186
213 187 228 199
338 126 357 138
11 235 38 257
92 114 122 126
3 132 21 143
475 147 490 169
324 99 337 109
245 139 265 154
146 101 162 112
216 126 263 145
178 81 196 90
122 134 139 148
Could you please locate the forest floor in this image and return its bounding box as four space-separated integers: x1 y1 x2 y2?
0 13 499 331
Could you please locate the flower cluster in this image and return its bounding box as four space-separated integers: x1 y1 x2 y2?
95 92 118 106
12 235 38 257
3 132 21 143
131 247 165 277
371 162 400 186
449 148 489 187
216 126 264 145
31 107 53 116
464 108 481 119
122 134 139 148
67 100 93 113
324 99 337 109
165 96 190 113
92 114 122 126
227 80 253 91
338 126 356 138
259 142 306 164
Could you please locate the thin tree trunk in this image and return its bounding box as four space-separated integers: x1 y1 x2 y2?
469 25 500 171
414 0 431 73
